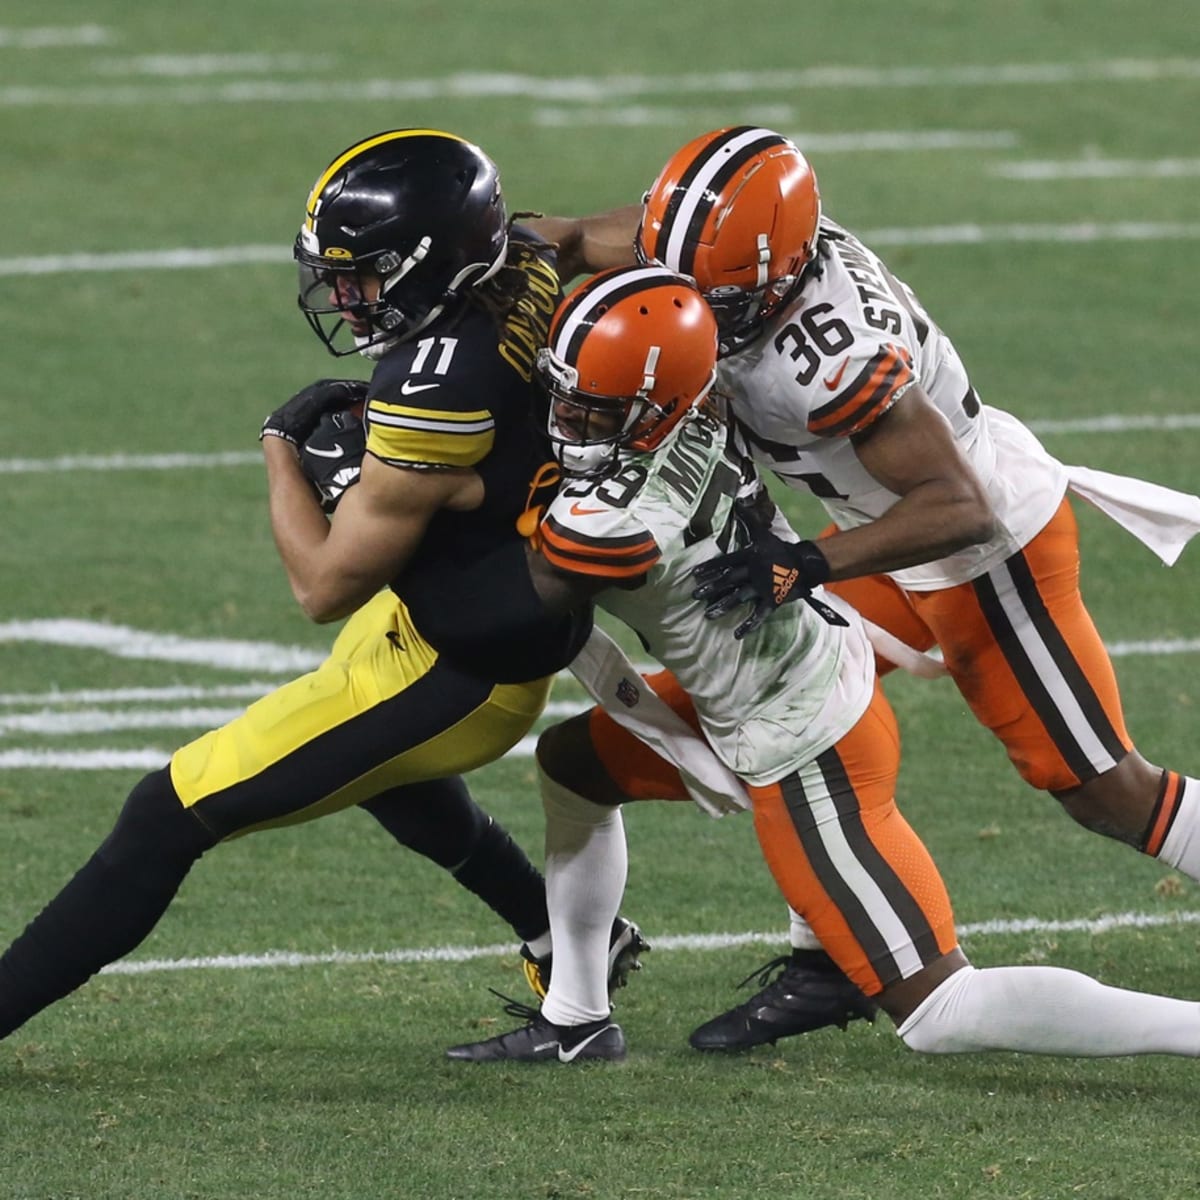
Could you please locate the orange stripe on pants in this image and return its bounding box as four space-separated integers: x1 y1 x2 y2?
1143 770 1184 857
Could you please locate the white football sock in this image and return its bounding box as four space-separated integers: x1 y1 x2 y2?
524 930 553 960
1156 775 1200 880
538 772 627 1027
788 908 823 952
898 964 1200 1057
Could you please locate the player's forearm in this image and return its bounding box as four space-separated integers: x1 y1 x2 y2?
263 437 354 622
525 542 602 612
832 388 997 578
527 205 641 282
820 480 997 580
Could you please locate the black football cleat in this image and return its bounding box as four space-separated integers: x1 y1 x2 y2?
689 949 877 1052
521 916 649 1001
446 997 626 1064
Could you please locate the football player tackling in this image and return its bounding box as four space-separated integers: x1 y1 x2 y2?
446 265 1200 1064
529 127 1200 1052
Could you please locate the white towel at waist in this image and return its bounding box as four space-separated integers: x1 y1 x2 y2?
568 625 751 817
567 608 944 818
1065 465 1200 567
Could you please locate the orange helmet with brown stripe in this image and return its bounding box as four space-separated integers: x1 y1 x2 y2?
537 265 719 478
636 126 821 357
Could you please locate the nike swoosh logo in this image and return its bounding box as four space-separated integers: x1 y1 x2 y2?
400 380 440 395
306 444 344 458
823 358 851 391
569 501 607 517
557 1025 613 1062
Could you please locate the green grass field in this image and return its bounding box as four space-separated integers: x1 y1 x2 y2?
2 2 1200 1196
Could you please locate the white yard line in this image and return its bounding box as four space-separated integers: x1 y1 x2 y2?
0 25 112 49
993 157 1200 180
0 748 175 770
1027 414 1200 434
89 53 330 77
7 220 1200 280
4 58 1200 108
1106 638 1200 657
1 414 1196 478
0 619 323 673
0 707 250 735
0 246 281 278
97 909 1200 976
0 682 282 706
0 451 262 472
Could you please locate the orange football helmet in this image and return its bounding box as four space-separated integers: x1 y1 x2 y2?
636 126 821 355
537 265 719 477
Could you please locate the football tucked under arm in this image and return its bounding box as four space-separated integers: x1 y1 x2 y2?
298 406 367 514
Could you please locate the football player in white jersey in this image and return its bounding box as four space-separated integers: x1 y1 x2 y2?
527 127 1200 1051
445 265 1200 1064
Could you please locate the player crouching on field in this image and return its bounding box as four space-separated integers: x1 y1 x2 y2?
445 265 1200 1063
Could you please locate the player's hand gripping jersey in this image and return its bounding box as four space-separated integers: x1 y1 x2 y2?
718 219 1068 589
539 402 875 786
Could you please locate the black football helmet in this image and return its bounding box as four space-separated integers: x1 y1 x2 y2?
295 129 509 357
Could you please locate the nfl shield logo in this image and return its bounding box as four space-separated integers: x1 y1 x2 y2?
615 678 639 708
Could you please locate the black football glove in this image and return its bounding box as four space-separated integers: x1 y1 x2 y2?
261 378 368 446
299 408 367 513
691 498 843 639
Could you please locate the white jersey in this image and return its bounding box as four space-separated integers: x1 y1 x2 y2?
716 218 1067 590
540 404 875 786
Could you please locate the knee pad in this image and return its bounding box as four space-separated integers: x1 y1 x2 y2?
535 719 576 780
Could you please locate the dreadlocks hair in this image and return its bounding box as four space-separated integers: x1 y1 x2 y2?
470 211 555 330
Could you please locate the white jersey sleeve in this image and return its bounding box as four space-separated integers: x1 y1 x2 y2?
717 218 1067 589
540 405 875 786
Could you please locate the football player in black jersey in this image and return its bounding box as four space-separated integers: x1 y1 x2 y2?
0 130 643 1046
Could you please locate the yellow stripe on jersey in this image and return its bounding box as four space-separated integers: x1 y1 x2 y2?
304 129 469 230
366 400 496 467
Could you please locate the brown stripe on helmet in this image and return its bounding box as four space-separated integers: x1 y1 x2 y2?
654 127 790 275
553 267 690 363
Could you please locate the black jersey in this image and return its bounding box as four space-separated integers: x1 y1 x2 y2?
364 231 590 682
